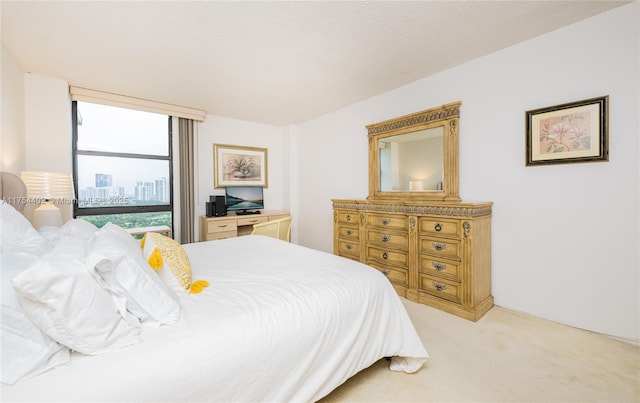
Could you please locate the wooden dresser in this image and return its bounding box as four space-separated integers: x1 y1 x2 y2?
333 199 492 321
333 102 493 320
199 211 290 241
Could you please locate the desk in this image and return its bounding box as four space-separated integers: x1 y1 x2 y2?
126 225 172 239
199 211 290 241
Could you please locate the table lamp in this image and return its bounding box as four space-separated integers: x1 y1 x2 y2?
20 171 74 228
409 180 425 191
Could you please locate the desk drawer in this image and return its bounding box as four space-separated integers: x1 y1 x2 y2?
205 230 237 241
268 214 290 221
207 219 238 233
237 216 268 226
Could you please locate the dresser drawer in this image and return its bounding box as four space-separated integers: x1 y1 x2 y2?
419 255 461 282
369 262 409 288
365 229 408 250
337 211 360 225
237 216 268 226
337 225 360 241
207 219 238 233
419 237 461 260
366 213 408 231
337 240 360 259
205 230 237 241
366 245 408 268
419 274 463 304
419 217 461 238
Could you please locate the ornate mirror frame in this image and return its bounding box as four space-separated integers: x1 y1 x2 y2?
367 101 461 201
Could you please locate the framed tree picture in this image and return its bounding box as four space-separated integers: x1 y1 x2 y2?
214 144 268 188
526 96 609 166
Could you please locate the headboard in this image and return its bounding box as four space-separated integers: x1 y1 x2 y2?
0 171 27 212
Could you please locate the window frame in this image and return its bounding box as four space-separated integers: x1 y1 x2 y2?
71 101 174 223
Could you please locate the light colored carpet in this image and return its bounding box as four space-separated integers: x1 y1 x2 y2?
321 299 640 402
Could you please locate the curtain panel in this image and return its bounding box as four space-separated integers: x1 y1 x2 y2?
178 118 196 244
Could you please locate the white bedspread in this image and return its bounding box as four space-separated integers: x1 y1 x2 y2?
2 235 428 402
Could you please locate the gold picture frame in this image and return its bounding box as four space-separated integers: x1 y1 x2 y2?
213 144 268 188
526 96 608 166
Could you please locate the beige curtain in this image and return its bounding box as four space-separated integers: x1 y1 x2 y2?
178 118 195 244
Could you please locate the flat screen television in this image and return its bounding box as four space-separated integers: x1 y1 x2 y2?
225 187 264 215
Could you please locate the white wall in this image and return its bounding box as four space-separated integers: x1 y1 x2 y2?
196 114 291 240
294 3 639 340
1 44 26 174
21 74 74 222
0 69 74 221
24 74 72 174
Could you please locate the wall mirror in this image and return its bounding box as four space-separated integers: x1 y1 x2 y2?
367 101 461 201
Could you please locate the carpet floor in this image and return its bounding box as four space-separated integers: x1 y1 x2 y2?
321 299 640 402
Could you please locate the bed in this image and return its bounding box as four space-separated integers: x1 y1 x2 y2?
1 173 428 402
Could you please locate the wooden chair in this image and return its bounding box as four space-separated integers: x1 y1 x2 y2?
250 217 292 242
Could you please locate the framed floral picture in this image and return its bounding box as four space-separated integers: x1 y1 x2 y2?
213 144 268 188
525 96 609 166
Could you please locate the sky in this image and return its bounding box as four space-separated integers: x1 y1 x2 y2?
76 102 170 193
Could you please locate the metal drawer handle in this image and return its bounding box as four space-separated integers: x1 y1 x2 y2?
433 242 446 251
382 252 389 259
432 282 447 292
432 262 446 271
346 229 353 235
381 218 390 225
381 234 391 242
382 269 390 277
346 244 353 250
434 223 442 232
346 214 352 221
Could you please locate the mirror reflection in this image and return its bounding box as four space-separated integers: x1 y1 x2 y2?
378 126 444 192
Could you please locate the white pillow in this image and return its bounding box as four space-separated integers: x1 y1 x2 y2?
1 252 70 385
60 218 98 241
86 224 181 325
0 201 50 256
38 225 62 244
12 240 141 355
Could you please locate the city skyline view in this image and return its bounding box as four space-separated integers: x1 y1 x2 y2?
78 172 170 207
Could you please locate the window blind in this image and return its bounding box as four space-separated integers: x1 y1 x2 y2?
69 86 206 121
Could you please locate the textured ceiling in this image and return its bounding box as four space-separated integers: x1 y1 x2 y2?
1 1 629 126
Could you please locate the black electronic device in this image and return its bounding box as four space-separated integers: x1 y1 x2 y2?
225 187 264 215
206 195 227 217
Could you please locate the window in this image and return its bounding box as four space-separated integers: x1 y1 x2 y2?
72 101 173 233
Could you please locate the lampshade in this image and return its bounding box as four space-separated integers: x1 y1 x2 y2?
20 172 74 228
20 171 74 200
